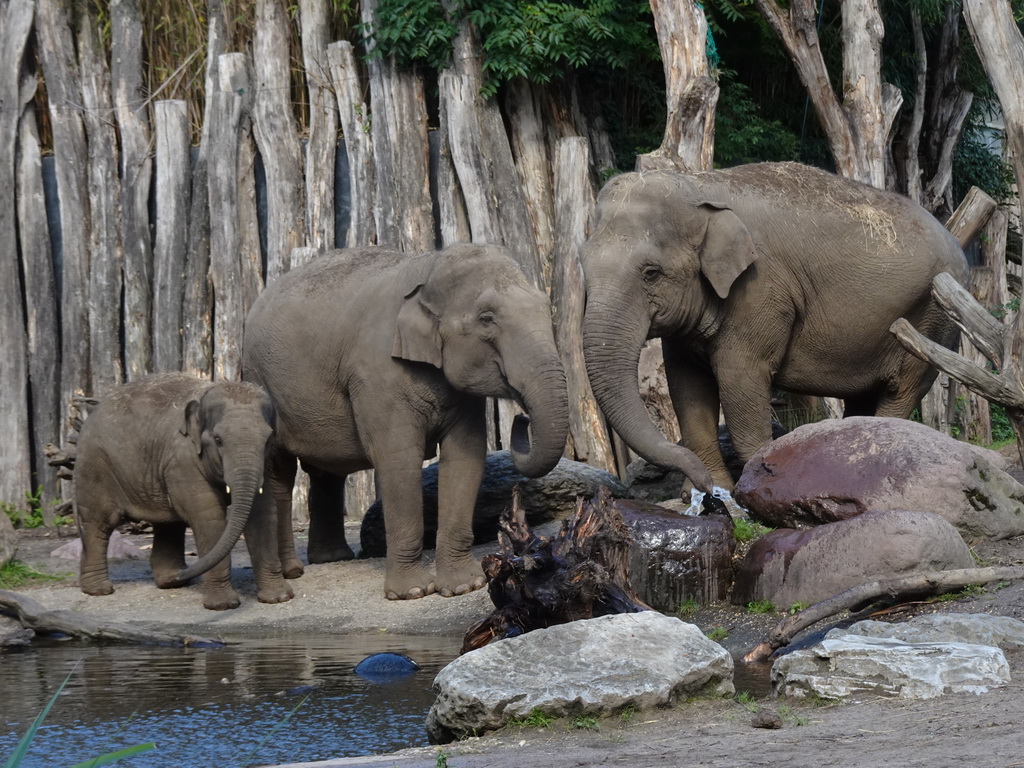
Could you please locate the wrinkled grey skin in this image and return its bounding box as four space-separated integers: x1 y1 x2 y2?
243 243 569 600
74 374 293 610
582 162 969 491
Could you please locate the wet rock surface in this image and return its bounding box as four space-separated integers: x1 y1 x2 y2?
734 416 1024 539
732 509 975 607
359 451 629 556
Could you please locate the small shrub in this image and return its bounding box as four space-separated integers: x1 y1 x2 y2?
733 518 772 543
618 705 636 724
510 708 555 729
2 487 70 529
747 600 775 615
676 598 700 618
572 716 599 731
788 602 809 615
938 584 985 602
705 626 729 643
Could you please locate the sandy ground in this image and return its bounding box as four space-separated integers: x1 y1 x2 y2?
7 515 1024 768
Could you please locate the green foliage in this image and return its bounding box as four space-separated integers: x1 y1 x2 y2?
510 708 555 729
676 598 701 618
366 0 458 70
0 561 64 590
714 73 799 166
618 705 636 724
746 600 775 615
733 518 772 543
788 602 809 615
3 670 156 768
436 747 449 768
953 104 1017 206
705 625 729 643
938 583 985 602
2 487 70 529
572 715 600 731
734 690 758 712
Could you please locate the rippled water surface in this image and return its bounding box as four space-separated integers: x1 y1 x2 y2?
0 633 461 768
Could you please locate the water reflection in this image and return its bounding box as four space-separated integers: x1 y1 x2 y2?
0 633 460 768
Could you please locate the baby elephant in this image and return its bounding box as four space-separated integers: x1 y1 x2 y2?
74 373 293 610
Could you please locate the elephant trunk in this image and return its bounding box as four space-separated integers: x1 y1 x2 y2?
583 290 713 492
174 455 263 583
506 334 570 478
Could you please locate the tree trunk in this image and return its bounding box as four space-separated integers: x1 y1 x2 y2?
17 104 61 515
37 0 92 419
152 101 190 373
328 41 377 248
79 11 124 395
637 0 719 172
551 137 615 472
300 0 336 250
0 0 34 515
111 0 154 381
253 0 307 280
362 0 433 251
208 54 248 382
435 123 471 247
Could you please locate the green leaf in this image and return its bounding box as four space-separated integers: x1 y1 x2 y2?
65 743 158 768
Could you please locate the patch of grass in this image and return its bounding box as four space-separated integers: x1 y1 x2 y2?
705 625 729 643
510 708 555 729
435 747 449 768
676 598 700 618
777 704 809 725
938 584 985 602
572 715 599 731
733 518 772 543
734 691 759 713
0 560 64 590
969 547 988 566
618 705 636 725
788 602 809 615
2 487 71 529
747 600 776 615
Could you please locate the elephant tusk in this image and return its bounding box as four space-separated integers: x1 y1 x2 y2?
226 485 231 496
258 487 263 494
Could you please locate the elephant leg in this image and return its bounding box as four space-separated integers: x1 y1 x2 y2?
306 468 354 564
188 504 240 611
243 491 294 604
370 423 434 600
77 502 117 596
151 521 188 588
663 341 732 490
714 354 776 477
435 399 487 597
269 449 304 579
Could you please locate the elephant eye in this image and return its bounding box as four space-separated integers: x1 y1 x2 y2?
214 435 224 447
478 311 496 326
642 265 663 283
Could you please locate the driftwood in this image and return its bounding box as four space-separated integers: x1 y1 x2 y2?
743 565 1024 663
0 590 223 647
461 487 649 654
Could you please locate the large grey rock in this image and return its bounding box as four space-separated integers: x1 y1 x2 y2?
832 613 1024 651
732 509 974 608
735 416 1024 539
616 499 736 609
426 612 734 743
0 615 33 647
49 531 145 561
773 635 1010 700
360 451 629 556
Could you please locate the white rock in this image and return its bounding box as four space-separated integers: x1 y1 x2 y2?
829 613 1024 651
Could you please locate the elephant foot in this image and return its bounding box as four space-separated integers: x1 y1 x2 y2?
384 564 436 600
282 557 305 580
153 571 190 589
203 591 242 611
257 581 295 604
81 579 115 596
436 555 486 598
307 541 355 564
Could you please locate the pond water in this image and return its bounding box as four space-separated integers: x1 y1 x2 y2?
0 633 462 768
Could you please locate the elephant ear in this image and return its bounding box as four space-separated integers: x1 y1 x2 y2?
698 202 759 300
181 399 204 455
393 285 443 368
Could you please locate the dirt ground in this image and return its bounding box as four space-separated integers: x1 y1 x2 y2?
6 491 1024 768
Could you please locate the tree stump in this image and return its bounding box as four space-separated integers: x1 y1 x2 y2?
461 487 650 654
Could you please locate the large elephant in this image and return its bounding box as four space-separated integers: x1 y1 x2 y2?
581 162 969 491
74 374 293 610
243 243 569 600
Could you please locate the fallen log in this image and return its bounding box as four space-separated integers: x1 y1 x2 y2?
743 565 1024 663
0 589 224 647
461 486 650 654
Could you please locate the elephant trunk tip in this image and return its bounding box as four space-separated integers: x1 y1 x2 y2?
509 413 563 479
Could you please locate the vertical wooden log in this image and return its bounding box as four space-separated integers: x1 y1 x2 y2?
36 0 92 425
551 138 615 472
361 0 433 251
111 0 153 380
79 12 124 394
436 127 471 247
153 100 191 373
17 105 62 514
300 0 336 250
182 0 227 380
328 41 377 248
0 0 34 513
237 87 262 314
208 54 249 382
253 0 307 280
505 78 555 291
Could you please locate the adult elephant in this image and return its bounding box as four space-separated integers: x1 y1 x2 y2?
75 374 292 610
581 162 969 491
243 243 569 600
